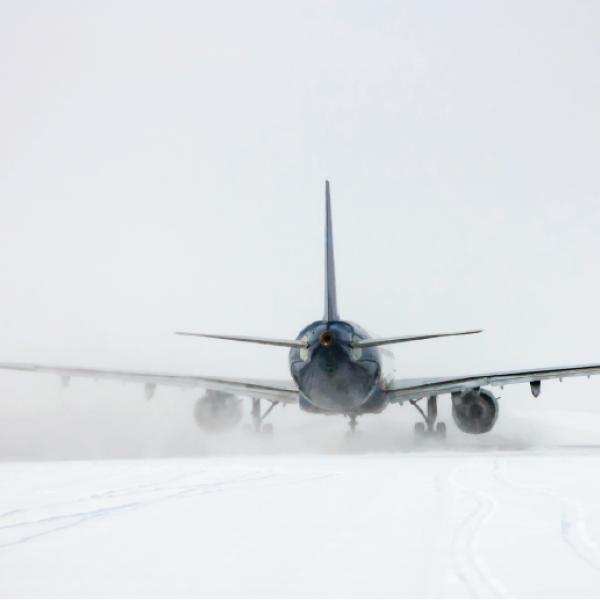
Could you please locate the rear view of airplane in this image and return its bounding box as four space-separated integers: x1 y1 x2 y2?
2 181 600 438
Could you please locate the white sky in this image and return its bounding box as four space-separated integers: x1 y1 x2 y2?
0 1 599 457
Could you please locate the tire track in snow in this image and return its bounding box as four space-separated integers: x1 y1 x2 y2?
0 471 273 550
419 468 453 598
494 459 600 572
448 463 508 598
0 469 332 552
0 510 19 520
0 470 213 524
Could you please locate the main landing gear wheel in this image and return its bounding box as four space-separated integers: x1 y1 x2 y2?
411 396 447 440
414 422 426 436
346 414 359 434
435 422 447 439
247 398 279 435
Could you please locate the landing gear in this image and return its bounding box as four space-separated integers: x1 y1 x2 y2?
251 398 261 432
249 398 279 435
414 422 426 436
411 396 446 439
348 414 358 433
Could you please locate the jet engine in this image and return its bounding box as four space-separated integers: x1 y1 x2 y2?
451 388 499 434
194 391 243 432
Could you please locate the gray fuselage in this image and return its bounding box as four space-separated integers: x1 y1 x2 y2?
289 320 389 415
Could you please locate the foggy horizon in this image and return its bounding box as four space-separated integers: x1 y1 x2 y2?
1 0 599 459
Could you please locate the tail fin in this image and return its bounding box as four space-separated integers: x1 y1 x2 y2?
324 180 340 321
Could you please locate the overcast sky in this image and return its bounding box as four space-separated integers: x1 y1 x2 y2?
0 1 599 457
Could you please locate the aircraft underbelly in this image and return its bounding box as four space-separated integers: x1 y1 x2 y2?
296 351 379 413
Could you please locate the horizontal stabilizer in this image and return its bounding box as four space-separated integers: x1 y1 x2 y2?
176 331 307 348
354 329 482 348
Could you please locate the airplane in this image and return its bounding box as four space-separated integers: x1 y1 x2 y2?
2 180 600 438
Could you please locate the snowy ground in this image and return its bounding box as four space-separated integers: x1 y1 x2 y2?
2 415 600 598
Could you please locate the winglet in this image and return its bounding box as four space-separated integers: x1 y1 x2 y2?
323 180 340 321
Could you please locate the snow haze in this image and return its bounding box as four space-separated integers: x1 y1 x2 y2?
0 0 599 458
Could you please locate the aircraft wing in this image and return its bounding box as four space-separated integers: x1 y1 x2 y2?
0 362 298 403
385 363 600 401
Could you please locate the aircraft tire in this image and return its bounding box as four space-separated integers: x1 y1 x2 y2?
414 422 426 436
435 422 447 438
262 423 274 436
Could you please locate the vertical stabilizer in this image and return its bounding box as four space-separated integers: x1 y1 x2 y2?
323 180 339 321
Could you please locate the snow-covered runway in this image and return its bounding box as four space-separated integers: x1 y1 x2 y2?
2 444 600 598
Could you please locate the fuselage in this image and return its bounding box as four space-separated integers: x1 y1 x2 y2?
289 320 394 415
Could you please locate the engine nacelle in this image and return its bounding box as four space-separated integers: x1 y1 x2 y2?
194 391 242 432
451 388 499 434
